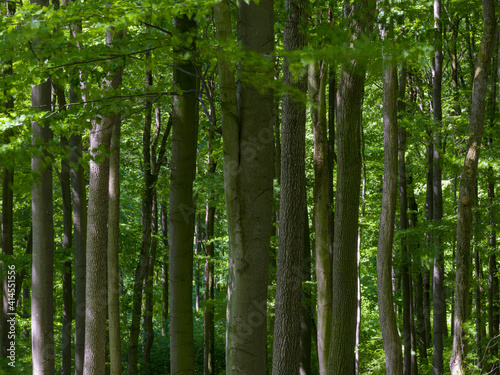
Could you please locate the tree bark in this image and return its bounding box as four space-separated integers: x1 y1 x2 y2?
309 58 331 375
108 115 122 375
272 0 307 373
300 210 312 375
432 1 446 373
328 2 373 373
31 68 55 375
216 1 275 373
169 14 198 375
376 2 403 371
84 27 124 375
450 0 497 373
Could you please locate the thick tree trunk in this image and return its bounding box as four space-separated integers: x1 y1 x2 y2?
328 3 373 373
216 1 275 374
84 27 124 375
108 116 122 375
169 14 198 375
309 58 331 375
450 0 497 373
376 4 403 371
272 0 307 373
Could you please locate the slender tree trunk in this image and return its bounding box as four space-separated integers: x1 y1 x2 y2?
144 195 158 375
432 1 446 373
31 70 55 375
272 0 307 373
108 115 122 375
450 0 497 372
328 3 373 373
128 50 155 375
376 3 403 372
61 136 73 375
204 130 216 375
169 14 198 375
300 209 312 375
161 201 168 337
309 58 331 375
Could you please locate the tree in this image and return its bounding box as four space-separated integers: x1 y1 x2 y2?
169 13 198 375
450 0 497 372
309 57 331 375
217 0 275 373
30 2 55 374
376 1 403 373
272 0 307 373
83 27 124 375
328 1 374 373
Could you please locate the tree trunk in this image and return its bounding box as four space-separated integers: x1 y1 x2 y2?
300 210 312 375
31 73 55 375
161 201 168 337
309 58 331 375
328 2 373 373
61 136 73 375
216 1 275 374
169 14 198 375
450 0 497 373
144 194 158 375
376 3 403 371
272 0 307 373
128 50 155 375
108 115 122 375
432 1 446 373
204 130 217 375
84 27 124 375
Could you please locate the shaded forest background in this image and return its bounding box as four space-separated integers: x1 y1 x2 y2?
0 0 499 374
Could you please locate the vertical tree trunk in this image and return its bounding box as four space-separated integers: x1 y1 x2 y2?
108 115 122 375
144 195 158 375
84 27 124 375
161 201 168 337
272 0 307 373
128 50 155 375
300 210 312 375
31 66 55 375
215 0 275 373
61 135 73 375
309 58 331 375
169 14 198 375
432 1 446 373
329 2 373 373
204 129 216 375
450 0 497 373
376 2 403 372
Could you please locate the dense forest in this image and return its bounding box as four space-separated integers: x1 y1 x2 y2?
0 0 499 374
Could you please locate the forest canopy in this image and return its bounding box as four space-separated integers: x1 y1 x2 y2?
0 0 499 374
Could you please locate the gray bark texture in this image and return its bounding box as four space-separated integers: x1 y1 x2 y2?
31 76 55 375
309 58 331 375
216 1 275 374
272 0 307 373
108 116 122 375
450 0 497 373
376 3 403 371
